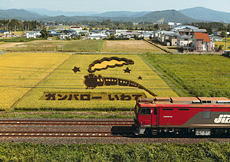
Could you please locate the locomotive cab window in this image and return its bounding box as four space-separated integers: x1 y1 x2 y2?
139 108 151 115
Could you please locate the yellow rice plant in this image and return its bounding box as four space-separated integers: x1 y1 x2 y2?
0 53 71 110
215 41 230 50
16 54 178 110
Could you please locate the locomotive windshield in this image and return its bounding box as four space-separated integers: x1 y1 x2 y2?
138 108 151 115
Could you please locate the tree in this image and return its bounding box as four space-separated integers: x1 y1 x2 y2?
40 28 49 39
221 30 226 37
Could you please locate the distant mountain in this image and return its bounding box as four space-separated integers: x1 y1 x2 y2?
26 8 100 17
138 10 198 23
0 8 198 23
92 11 151 17
179 7 230 23
41 10 199 23
0 9 46 20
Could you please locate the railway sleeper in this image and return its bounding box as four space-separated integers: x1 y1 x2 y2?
136 127 230 136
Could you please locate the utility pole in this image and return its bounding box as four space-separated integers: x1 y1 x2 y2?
225 29 227 51
62 30 63 52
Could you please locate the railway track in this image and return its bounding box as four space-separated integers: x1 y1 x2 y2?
0 119 134 126
0 119 134 138
0 131 129 138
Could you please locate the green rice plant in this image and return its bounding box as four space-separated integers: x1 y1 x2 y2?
60 40 103 52
0 142 230 161
143 54 230 98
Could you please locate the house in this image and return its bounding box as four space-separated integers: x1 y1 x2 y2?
115 30 127 36
152 30 160 41
213 30 222 36
71 33 81 39
60 33 72 39
191 32 215 52
209 35 223 42
171 25 198 32
26 31 37 38
35 29 42 37
120 31 140 38
167 33 180 46
59 29 75 39
71 26 89 35
158 31 175 43
176 29 207 48
139 31 154 39
88 33 107 40
0 30 11 37
177 35 193 48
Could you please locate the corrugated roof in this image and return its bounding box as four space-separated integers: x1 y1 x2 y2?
194 32 210 42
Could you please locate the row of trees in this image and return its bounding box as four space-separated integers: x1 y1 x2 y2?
189 22 230 35
72 19 169 31
0 19 42 31
1 19 230 37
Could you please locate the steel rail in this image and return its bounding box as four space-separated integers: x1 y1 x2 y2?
0 131 126 138
0 119 134 126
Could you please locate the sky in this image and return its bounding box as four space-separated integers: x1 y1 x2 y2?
1 0 230 13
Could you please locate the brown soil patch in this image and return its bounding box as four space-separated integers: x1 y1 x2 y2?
0 42 23 51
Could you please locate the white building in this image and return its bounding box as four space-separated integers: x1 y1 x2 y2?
88 33 107 40
177 35 193 47
71 27 89 35
115 30 127 36
209 35 223 42
26 31 37 38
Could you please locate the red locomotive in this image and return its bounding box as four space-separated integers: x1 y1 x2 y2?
134 97 230 136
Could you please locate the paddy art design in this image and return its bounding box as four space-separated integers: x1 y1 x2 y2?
83 56 157 97
40 92 146 101
15 54 178 110
84 74 157 97
87 57 134 73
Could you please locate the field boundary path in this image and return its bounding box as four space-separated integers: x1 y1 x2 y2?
144 39 172 54
8 54 73 112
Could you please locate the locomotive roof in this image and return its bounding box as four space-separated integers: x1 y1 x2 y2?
137 97 230 107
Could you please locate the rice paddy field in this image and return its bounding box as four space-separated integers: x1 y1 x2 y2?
143 54 230 98
2 51 229 111
14 54 177 111
101 40 166 53
3 40 103 52
215 39 230 50
0 53 71 110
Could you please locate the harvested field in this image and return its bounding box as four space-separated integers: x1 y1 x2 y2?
0 42 23 51
101 40 166 53
5 40 103 52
